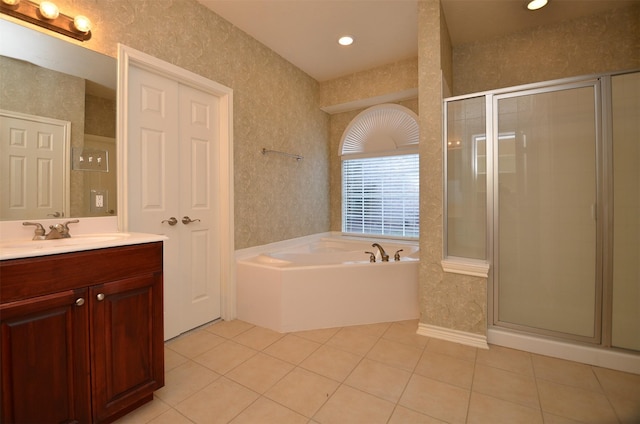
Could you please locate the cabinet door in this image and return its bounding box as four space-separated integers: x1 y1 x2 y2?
90 273 164 423
0 289 91 424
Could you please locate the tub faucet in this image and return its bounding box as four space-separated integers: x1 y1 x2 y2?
372 243 389 262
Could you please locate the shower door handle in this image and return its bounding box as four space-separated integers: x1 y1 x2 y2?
182 216 201 224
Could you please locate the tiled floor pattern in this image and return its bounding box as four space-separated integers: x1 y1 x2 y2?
115 320 640 424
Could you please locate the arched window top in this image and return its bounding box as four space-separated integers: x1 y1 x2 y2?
340 104 419 158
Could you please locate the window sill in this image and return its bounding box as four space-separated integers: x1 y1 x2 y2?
441 257 490 278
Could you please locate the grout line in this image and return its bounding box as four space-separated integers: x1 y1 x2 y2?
464 345 478 424
530 352 546 422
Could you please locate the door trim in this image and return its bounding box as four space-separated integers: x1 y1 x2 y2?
116 44 236 320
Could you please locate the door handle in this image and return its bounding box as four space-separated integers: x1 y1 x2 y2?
161 217 178 226
182 216 201 225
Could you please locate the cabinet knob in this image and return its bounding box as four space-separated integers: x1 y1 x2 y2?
96 293 105 301
75 298 85 306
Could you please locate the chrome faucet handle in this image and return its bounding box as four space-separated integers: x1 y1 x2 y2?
23 222 46 239
62 219 79 231
394 249 404 261
59 219 79 238
365 251 376 263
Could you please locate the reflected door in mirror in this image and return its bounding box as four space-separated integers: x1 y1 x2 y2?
0 111 69 220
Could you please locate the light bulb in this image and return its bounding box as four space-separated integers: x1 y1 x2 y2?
39 1 59 19
73 15 92 33
1 0 21 6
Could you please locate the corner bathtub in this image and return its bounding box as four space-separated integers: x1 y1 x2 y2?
235 233 419 333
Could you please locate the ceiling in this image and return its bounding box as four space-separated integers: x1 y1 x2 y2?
197 0 638 82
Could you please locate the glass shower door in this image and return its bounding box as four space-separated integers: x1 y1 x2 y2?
495 83 600 342
611 72 640 351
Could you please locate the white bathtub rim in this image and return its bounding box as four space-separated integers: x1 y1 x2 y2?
235 232 331 260
235 231 419 268
238 256 419 270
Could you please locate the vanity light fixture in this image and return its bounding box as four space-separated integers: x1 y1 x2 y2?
526 0 548 10
0 0 92 41
338 35 354 46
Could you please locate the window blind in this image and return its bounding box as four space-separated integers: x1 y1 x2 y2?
342 154 419 238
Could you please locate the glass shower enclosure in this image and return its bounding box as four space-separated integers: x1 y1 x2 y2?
444 71 639 352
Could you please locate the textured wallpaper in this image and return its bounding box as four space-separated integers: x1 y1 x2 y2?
84 93 116 138
452 4 640 96
20 0 331 249
419 0 487 336
319 57 418 109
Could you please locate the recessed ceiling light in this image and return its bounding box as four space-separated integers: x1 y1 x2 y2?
527 0 548 10
338 35 354 46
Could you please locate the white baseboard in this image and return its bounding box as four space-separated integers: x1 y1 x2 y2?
417 323 489 349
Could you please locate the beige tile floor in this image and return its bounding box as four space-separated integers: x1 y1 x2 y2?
115 319 640 424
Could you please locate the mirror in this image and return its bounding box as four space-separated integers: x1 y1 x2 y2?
0 19 116 221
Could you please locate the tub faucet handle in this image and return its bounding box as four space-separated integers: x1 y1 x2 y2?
394 249 404 261
365 251 376 263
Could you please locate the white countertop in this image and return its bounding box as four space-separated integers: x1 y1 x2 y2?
0 232 167 260
0 217 167 260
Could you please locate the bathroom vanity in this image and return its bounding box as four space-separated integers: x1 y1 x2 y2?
0 240 164 423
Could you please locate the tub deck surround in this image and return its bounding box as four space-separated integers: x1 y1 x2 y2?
236 233 420 333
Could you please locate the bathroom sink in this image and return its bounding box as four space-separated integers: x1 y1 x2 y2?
4 234 130 249
0 232 166 260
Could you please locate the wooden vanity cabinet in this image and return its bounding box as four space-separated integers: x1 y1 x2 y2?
0 287 92 423
0 242 164 424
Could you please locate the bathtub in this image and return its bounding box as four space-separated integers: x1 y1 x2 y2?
235 232 419 333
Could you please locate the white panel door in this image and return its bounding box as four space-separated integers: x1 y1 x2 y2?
0 112 68 220
178 84 221 332
127 65 221 340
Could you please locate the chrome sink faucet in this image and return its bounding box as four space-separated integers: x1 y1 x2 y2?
372 243 389 262
23 219 79 240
